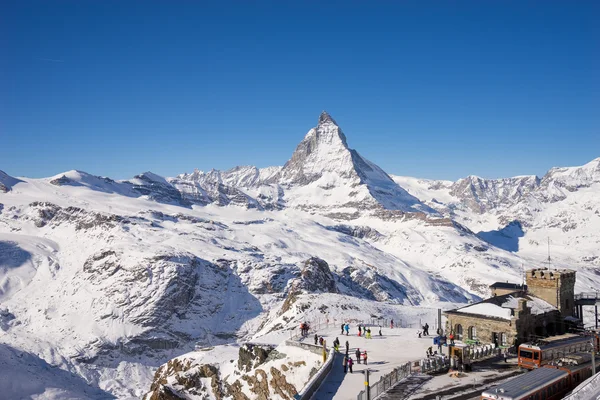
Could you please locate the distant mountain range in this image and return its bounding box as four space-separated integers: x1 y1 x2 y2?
1 111 598 398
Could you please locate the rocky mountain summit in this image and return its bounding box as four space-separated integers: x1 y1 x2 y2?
168 111 431 216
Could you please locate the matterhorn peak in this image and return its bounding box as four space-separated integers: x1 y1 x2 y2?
318 110 337 126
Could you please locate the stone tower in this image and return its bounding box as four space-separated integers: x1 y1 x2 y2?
526 268 576 318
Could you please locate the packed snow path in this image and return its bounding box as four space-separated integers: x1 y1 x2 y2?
310 326 434 400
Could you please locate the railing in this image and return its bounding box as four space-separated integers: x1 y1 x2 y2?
356 362 412 400
575 292 600 300
296 347 336 400
419 355 450 373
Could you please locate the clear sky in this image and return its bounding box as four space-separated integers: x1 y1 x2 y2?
1 1 599 181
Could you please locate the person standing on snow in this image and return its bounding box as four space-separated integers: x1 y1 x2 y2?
343 355 348 373
348 357 354 373
355 348 361 363
390 319 394 329
358 325 362 337
345 323 350 336
363 350 368 365
314 333 318 345
345 340 350 353
341 323 345 335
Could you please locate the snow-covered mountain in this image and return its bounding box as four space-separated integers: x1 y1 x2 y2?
0 112 598 399
170 112 431 217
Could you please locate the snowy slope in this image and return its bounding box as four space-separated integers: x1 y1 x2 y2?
0 112 598 399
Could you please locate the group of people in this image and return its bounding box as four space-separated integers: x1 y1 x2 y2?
315 335 325 346
340 323 350 335
357 325 374 338
331 337 352 353
341 348 368 373
417 322 430 338
299 322 310 337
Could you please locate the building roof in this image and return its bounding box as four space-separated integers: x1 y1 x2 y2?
446 292 557 321
489 282 526 290
481 367 567 398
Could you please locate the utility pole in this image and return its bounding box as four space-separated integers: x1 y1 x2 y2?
364 369 370 400
592 339 596 375
547 237 552 269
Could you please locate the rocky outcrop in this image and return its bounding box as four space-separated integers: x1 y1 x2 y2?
294 257 338 294
145 345 302 400
0 170 22 192
238 344 277 372
128 172 190 206
326 224 382 240
26 202 124 230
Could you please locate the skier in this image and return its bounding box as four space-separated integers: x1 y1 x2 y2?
343 355 348 373
348 357 354 373
355 348 361 364
314 333 318 345
345 323 350 336
424 323 429 336
390 319 394 329
319 337 324 346
341 323 345 335
366 328 371 339
358 325 362 337
333 337 340 352
345 340 350 353
379 327 382 336
363 350 368 365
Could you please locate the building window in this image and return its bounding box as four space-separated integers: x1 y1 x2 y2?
501 333 507 346
455 324 463 341
469 326 477 340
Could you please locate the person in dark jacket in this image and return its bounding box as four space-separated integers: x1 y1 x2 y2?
355 348 361 364
314 333 318 345
342 355 348 373
341 323 345 335
345 340 350 353
348 357 354 373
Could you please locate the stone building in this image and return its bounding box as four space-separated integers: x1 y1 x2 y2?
490 282 527 297
526 268 576 319
445 268 576 347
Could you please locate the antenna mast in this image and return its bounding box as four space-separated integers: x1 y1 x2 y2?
547 237 552 269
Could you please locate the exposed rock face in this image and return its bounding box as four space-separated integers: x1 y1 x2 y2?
294 257 338 294
326 224 382 240
145 345 302 400
148 358 221 400
49 174 74 186
0 170 22 192
128 172 190 206
450 175 540 214
237 344 277 372
26 201 124 230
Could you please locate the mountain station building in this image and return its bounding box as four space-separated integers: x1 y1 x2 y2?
445 268 576 347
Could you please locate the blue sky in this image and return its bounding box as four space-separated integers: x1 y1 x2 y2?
1 1 599 180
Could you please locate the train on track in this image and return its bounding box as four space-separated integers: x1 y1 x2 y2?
517 333 599 369
481 352 598 400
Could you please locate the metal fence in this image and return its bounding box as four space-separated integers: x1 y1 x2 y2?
356 362 412 400
419 355 450 374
